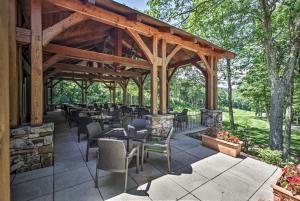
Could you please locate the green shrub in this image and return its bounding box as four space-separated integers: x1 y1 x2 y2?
255 148 283 166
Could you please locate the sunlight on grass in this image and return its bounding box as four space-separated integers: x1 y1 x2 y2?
222 109 300 157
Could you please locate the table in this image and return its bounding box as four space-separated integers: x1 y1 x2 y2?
91 115 112 130
103 128 148 151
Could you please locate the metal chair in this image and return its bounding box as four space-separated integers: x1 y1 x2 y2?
95 138 139 192
77 116 93 143
141 127 174 172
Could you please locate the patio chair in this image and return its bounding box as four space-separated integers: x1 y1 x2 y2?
86 122 106 161
141 127 174 172
95 138 139 192
77 116 93 143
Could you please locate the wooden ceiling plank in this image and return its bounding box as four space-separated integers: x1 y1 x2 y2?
44 43 152 70
43 12 88 47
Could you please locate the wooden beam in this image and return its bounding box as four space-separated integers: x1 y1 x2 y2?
138 76 144 106
9 0 19 127
44 44 152 70
43 54 63 71
53 72 126 82
197 51 213 75
126 29 154 64
45 0 235 58
126 13 142 22
49 63 141 78
166 45 181 65
0 1 10 200
151 35 158 114
31 0 43 125
160 39 167 114
16 27 31 44
43 12 88 47
168 56 199 69
158 26 174 34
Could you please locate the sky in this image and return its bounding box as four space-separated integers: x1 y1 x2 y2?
114 0 149 11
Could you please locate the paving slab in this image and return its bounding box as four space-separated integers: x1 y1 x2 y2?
13 167 53 185
184 144 217 159
249 186 273 201
129 163 163 185
29 194 53 201
138 175 188 200
105 189 151 201
97 173 137 200
54 166 93 192
54 156 86 174
179 193 200 201
55 181 102 201
11 175 53 201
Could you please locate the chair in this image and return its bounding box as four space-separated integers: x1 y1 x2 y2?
141 127 174 172
86 122 105 161
95 139 139 192
128 118 147 133
109 110 123 128
77 116 93 143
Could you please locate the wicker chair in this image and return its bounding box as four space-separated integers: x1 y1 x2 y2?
77 116 93 143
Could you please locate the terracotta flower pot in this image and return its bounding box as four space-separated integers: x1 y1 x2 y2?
272 171 300 201
201 134 242 157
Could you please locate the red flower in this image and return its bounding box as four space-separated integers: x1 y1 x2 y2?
282 166 289 174
287 185 293 190
287 176 300 185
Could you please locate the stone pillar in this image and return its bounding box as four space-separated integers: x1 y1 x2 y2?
10 123 54 173
201 109 222 129
145 114 174 137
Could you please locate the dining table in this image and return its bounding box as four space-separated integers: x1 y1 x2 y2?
91 114 113 130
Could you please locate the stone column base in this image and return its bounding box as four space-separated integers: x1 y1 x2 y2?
145 114 174 137
10 123 54 173
201 109 222 129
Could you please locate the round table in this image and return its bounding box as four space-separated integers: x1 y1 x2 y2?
91 115 112 130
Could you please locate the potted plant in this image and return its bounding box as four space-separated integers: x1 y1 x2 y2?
202 129 242 157
272 164 300 201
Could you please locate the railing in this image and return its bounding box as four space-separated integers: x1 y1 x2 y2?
173 112 202 132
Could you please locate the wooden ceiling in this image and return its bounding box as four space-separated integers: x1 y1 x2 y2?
18 0 235 84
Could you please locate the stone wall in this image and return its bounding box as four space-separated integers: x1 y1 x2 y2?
201 109 222 130
145 114 174 137
10 123 54 173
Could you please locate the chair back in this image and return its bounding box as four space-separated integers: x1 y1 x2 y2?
86 122 102 139
130 119 147 131
97 139 127 172
166 127 174 144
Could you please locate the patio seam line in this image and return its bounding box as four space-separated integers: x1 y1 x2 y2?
68 127 105 201
246 167 279 201
11 172 53 185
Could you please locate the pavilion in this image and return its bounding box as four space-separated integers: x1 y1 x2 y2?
0 0 235 200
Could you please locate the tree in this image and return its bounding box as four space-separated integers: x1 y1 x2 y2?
259 0 300 149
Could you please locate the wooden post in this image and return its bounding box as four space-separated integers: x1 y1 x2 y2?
31 0 43 125
122 83 128 105
206 56 218 110
112 82 116 104
50 81 53 105
0 0 11 200
138 77 144 106
166 79 170 110
151 35 158 114
9 0 19 127
160 39 167 114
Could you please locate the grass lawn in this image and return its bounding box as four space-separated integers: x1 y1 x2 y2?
222 109 300 157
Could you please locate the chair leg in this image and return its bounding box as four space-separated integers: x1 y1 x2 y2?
167 153 171 173
86 143 89 162
77 131 80 143
124 166 128 192
95 168 99 188
136 147 139 174
141 145 144 171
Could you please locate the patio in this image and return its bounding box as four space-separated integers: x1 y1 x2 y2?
11 111 279 201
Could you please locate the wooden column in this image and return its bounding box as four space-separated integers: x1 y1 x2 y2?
112 82 116 104
50 81 53 105
0 0 11 200
138 77 144 106
151 35 158 114
122 83 128 105
205 56 218 110
160 39 167 114
31 0 43 125
166 79 170 110
9 0 19 127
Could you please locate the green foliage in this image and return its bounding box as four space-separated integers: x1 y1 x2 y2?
255 148 283 167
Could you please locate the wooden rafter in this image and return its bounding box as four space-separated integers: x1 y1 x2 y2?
197 51 213 75
168 56 199 69
45 0 234 58
126 29 154 64
44 44 152 70
166 45 182 65
48 63 141 78
43 54 63 71
43 12 88 47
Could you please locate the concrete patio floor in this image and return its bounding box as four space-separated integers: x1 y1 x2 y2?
11 111 280 201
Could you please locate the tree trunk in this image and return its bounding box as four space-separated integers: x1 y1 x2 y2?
269 80 285 149
283 75 293 159
226 59 235 131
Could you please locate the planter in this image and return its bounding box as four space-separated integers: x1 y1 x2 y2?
272 171 300 201
201 134 242 157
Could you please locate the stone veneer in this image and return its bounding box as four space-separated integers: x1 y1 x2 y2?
10 123 54 173
201 109 222 129
145 114 174 137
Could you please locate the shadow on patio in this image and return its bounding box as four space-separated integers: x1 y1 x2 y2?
11 111 279 201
